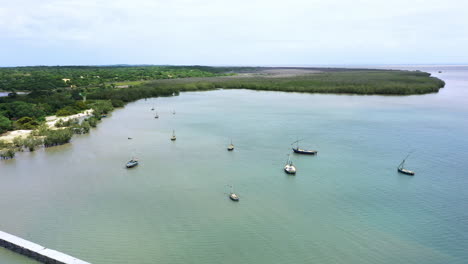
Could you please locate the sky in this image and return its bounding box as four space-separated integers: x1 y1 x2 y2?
1 0 467 66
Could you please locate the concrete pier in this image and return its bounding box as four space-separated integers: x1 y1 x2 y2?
0 230 90 264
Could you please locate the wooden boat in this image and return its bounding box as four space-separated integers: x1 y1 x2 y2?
292 139 317 155
228 185 239 201
292 147 317 155
284 154 297 174
126 158 138 168
227 139 234 151
397 154 415 175
171 130 176 141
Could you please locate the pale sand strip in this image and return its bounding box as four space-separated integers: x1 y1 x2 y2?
0 109 94 143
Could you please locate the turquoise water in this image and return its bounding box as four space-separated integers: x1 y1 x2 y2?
1 66 467 263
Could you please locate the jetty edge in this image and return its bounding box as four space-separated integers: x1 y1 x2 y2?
0 230 90 264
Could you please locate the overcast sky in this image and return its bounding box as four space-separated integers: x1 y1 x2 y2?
1 0 467 66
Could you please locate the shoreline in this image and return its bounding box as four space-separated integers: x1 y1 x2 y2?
0 109 94 143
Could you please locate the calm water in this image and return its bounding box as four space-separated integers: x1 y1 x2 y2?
1 66 467 264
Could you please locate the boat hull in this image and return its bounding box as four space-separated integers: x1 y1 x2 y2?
229 194 239 201
284 165 296 174
126 162 138 168
398 168 415 175
292 148 317 155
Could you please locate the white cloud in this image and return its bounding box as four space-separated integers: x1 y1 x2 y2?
0 0 467 65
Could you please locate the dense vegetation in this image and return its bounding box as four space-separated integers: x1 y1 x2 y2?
0 65 231 91
0 66 227 134
140 70 446 95
0 65 445 160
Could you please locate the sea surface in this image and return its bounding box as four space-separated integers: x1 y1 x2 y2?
1 66 467 264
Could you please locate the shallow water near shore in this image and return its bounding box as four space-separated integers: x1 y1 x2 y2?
1 66 467 264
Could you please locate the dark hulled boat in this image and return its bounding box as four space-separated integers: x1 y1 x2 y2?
398 167 415 175
291 139 317 155
292 147 317 155
397 154 415 175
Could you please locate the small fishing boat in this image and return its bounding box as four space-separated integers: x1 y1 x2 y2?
171 130 177 141
151 105 155 111
154 112 159 119
438 71 442 73
227 139 234 151
172 110 176 115
292 139 317 155
128 137 132 140
284 154 297 174
126 158 138 168
101 114 107 118
227 185 239 201
397 154 415 175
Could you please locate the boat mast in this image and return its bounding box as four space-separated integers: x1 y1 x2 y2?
398 159 405 169
291 138 304 149
399 153 412 169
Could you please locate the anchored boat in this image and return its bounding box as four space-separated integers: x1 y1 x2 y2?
397 154 415 175
171 130 177 141
126 158 139 168
230 193 239 201
227 185 239 201
227 139 234 151
284 154 297 174
292 139 317 155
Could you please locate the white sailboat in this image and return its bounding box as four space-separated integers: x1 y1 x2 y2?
227 139 234 151
284 154 296 174
227 185 239 201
